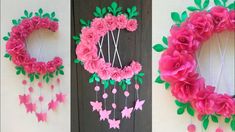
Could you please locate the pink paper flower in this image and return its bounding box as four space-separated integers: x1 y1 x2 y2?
104 14 117 31
228 10 235 29
191 86 216 115
168 25 200 52
49 21 59 32
80 27 99 45
171 74 205 103
35 62 47 75
186 11 214 41
97 60 112 80
23 58 36 74
111 68 123 82
76 42 98 62
159 50 196 83
46 61 57 73
31 16 41 29
39 18 51 29
122 66 134 79
117 15 128 29
210 6 229 32
215 94 234 118
91 18 108 36
126 19 138 32
130 61 142 74
84 58 103 74
11 52 30 66
6 38 25 55
53 57 63 67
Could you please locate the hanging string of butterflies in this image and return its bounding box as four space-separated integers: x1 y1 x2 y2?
73 2 145 129
3 9 66 122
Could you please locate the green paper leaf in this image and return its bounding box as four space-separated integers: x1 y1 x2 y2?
194 0 202 8
59 70 64 75
95 76 100 82
137 77 143 84
4 53 10 58
162 36 168 45
203 0 210 9
181 11 188 22
22 69 26 75
102 80 109 89
153 44 166 52
53 18 59 22
29 12 33 18
165 82 170 89
51 12 56 17
46 77 50 83
228 2 235 10
214 0 223 6
138 72 145 77
177 107 185 115
49 73 54 78
187 105 195 116
24 10 28 17
89 76 94 83
16 70 21 75
125 79 131 85
30 74 34 82
110 80 115 85
155 76 165 84
225 118 231 123
175 100 185 107
211 115 218 123
74 59 80 64
12 19 18 25
39 8 43 14
203 117 209 130
187 6 199 11
35 73 40 79
3 36 9 41
171 12 181 23
43 13 50 18
231 119 235 130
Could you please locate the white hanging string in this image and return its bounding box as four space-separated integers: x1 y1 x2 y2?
111 29 122 68
98 37 105 58
107 32 111 63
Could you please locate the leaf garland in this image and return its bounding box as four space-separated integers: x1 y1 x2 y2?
175 100 195 116
171 11 188 26
107 2 122 16
153 36 168 52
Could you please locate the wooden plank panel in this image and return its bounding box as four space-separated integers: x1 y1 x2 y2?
71 0 152 132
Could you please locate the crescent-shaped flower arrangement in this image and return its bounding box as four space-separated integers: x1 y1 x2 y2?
73 2 145 129
3 9 66 122
154 0 234 131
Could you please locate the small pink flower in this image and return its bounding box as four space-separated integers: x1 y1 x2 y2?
34 62 47 75
80 27 99 45
122 66 134 79
11 52 30 66
117 15 128 29
47 61 56 73
84 58 103 74
31 16 41 29
228 10 235 29
210 6 229 32
39 18 50 29
97 60 112 80
49 21 59 32
104 14 117 31
159 50 196 83
91 18 108 36
23 58 37 74
191 86 216 115
215 94 234 118
126 19 138 32
76 42 98 62
130 61 142 74
186 11 214 41
53 57 63 67
111 68 123 82
171 74 205 103
6 38 25 56
168 25 200 52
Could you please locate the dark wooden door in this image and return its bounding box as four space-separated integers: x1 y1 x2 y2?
71 0 152 132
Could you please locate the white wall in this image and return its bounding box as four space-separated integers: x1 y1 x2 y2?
152 0 234 132
1 0 70 132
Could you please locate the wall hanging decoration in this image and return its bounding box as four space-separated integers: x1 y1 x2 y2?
3 9 66 122
73 2 145 129
154 0 234 131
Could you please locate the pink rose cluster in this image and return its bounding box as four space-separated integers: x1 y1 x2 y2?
6 16 62 75
159 6 235 118
76 14 140 82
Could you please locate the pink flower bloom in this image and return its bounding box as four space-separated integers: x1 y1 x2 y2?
23 58 36 74
6 38 25 55
171 74 205 103
122 66 134 79
31 16 41 29
159 50 196 83
130 61 142 74
228 10 235 30
97 60 112 80
186 11 214 41
215 94 234 118
53 57 63 67
47 61 57 73
91 18 108 36
76 42 98 62
126 19 138 32
11 52 30 66
84 58 103 74
117 15 128 29
111 68 123 82
191 86 216 115
39 18 51 29
80 27 99 45
34 62 47 75
210 6 229 32
49 21 59 32
168 26 200 52
104 14 117 31
20 19 34 35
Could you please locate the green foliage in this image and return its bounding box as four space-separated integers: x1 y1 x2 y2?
15 66 26 76
80 19 91 27
72 35 81 44
175 100 195 116
126 6 139 19
35 8 59 21
134 72 144 85
89 73 100 84
171 11 188 26
107 2 122 16
93 7 107 18
118 79 131 91
153 36 168 52
187 0 210 11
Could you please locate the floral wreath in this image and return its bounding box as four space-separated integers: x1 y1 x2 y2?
73 2 145 129
3 8 66 122
154 0 235 131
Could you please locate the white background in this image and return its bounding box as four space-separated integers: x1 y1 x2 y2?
152 0 235 132
1 0 71 132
